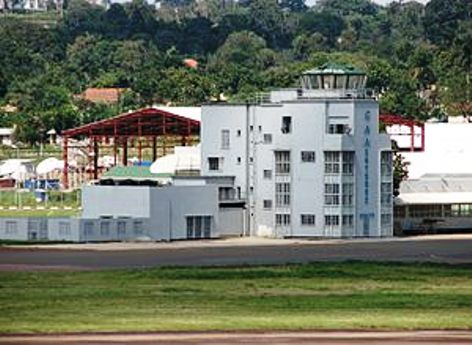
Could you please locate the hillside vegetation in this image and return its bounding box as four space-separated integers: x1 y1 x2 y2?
0 0 470 145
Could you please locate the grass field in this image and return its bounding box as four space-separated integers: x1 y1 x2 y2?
0 262 471 333
0 209 79 218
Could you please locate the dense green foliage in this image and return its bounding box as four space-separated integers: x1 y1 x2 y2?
0 262 471 332
0 0 470 144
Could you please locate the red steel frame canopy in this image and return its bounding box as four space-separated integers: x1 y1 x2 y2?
61 107 200 189
379 114 425 152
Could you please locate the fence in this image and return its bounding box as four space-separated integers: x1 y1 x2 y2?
0 189 81 209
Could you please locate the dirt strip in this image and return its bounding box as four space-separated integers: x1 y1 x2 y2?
1 331 472 345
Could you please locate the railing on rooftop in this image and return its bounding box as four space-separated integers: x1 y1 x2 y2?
243 88 374 105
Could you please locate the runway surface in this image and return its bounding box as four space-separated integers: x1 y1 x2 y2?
1 331 472 345
1 236 471 270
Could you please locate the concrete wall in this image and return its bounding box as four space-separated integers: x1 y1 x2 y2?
149 185 220 240
202 98 393 238
78 218 150 242
82 185 151 218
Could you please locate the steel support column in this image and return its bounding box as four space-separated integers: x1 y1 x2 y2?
63 136 69 189
152 137 157 161
113 121 118 166
122 138 128 166
93 138 99 180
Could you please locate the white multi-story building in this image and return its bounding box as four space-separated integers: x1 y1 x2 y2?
202 63 393 238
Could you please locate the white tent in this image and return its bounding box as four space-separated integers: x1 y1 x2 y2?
0 159 34 181
36 157 64 175
150 145 200 175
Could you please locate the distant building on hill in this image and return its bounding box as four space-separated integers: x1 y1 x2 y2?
0 128 14 146
78 88 126 104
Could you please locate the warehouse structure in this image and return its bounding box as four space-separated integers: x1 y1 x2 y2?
391 121 472 233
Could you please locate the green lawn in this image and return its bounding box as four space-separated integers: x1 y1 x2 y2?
0 262 471 333
0 209 79 218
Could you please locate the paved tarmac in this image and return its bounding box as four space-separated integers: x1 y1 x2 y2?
1 331 472 345
1 235 471 270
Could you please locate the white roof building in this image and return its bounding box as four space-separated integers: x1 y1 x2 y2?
399 122 472 180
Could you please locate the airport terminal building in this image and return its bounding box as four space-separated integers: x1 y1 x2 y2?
0 64 394 241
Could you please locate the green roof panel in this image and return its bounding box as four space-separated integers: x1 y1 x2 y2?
101 166 172 180
303 62 365 76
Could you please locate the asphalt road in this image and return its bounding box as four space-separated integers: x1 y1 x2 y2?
1 331 472 345
0 236 471 270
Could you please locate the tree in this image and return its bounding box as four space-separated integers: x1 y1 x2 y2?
155 68 217 105
315 0 380 17
101 3 130 39
292 32 327 60
6 76 78 145
393 151 409 197
65 0 105 36
278 0 306 13
424 0 471 47
298 11 345 46
248 0 287 48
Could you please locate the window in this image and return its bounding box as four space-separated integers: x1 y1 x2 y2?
325 215 340 226
263 133 272 144
258 125 262 132
219 187 236 201
381 182 392 206
59 222 71 236
117 221 126 234
221 129 230 149
133 221 144 235
281 116 292 134
195 217 202 237
186 217 194 238
342 215 354 227
263 200 273 209
301 151 316 163
208 157 220 171
84 221 94 235
410 204 442 218
263 169 272 179
276 183 291 207
328 124 349 134
203 216 211 238
342 152 354 175
444 204 472 217
100 221 110 236
381 213 392 226
381 151 393 177
186 216 212 239
324 183 340 206
275 213 291 226
5 221 17 234
301 214 316 225
275 151 290 175
237 129 241 137
250 125 254 132
394 206 406 218
324 151 340 174
237 157 241 164
342 183 354 206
